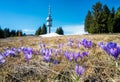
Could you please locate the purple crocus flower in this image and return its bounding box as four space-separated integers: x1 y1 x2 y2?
40 48 52 63
75 64 85 76
98 42 104 47
43 55 51 62
20 46 25 51
68 52 74 61
22 47 33 62
11 47 16 51
53 60 58 64
98 42 112 56
81 39 92 48
106 42 117 49
40 49 46 55
67 39 74 47
64 51 73 61
16 48 21 54
98 42 120 61
23 47 33 57
105 42 120 67
81 51 88 57
110 46 120 60
24 53 32 62
1 51 9 57
0 55 5 64
73 52 80 61
64 51 68 57
5 50 16 56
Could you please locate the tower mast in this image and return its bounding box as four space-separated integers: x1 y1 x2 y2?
46 5 52 33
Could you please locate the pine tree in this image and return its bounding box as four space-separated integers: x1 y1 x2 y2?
35 26 41 35
10 30 16 37
56 28 59 34
107 7 115 33
4 28 10 37
113 7 120 33
85 11 92 32
85 2 120 33
92 2 103 33
56 27 64 35
41 24 47 34
102 4 110 33
0 27 5 38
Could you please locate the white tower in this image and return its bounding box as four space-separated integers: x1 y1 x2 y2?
46 5 52 33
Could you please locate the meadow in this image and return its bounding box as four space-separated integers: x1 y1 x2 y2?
0 34 120 82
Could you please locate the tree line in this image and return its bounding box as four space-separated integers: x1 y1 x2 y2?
35 24 64 35
0 23 64 38
85 2 120 33
0 27 25 38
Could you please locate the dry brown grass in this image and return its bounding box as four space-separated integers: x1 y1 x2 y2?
0 34 120 82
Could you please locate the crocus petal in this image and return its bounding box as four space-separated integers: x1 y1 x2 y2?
75 64 79 75
79 66 85 76
82 52 88 57
0 59 5 64
106 42 117 49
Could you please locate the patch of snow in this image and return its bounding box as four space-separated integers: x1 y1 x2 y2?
39 33 62 37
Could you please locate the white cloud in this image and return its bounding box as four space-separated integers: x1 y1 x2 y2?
23 29 35 34
62 24 88 35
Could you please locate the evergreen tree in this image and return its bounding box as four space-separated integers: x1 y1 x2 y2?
84 2 120 33
56 27 64 35
107 7 115 33
41 24 47 34
0 27 5 38
10 30 16 37
4 28 10 37
35 26 41 35
84 11 92 32
102 4 110 33
113 7 120 33
56 28 59 34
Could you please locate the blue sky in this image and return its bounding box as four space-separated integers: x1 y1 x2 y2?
0 0 120 35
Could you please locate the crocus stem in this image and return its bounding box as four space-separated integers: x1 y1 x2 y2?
108 56 110 61
115 61 118 67
76 76 80 82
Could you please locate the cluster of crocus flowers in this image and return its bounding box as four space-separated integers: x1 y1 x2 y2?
22 47 33 62
67 38 93 49
0 47 18 64
75 64 85 76
0 47 37 64
40 44 60 64
64 51 88 62
98 42 120 67
0 38 91 78
40 48 52 62
80 39 92 48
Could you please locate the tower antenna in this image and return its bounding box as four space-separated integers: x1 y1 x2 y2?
46 5 52 33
